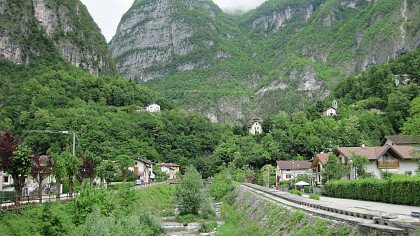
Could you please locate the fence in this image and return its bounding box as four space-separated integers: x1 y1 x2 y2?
0 193 78 210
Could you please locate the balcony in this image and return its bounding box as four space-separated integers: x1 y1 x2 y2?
377 161 400 169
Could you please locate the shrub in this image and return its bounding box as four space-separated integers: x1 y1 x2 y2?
176 214 199 224
288 189 302 196
199 221 218 233
309 194 320 200
210 169 233 200
159 209 175 217
303 186 310 193
107 182 135 190
324 175 420 206
174 166 206 215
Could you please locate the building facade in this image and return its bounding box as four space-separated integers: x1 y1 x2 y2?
130 159 155 183
146 103 161 113
310 153 329 186
155 163 180 179
249 118 263 135
276 160 312 189
335 143 418 179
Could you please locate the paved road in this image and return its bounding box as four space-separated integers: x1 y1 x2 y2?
303 194 420 217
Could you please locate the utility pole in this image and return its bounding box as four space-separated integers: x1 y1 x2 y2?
24 130 77 157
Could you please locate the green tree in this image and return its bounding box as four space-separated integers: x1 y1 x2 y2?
9 144 33 201
260 164 276 187
351 154 370 178
321 154 343 184
96 160 116 185
0 131 33 202
174 166 205 215
51 153 67 198
62 152 81 198
209 168 233 200
116 154 134 182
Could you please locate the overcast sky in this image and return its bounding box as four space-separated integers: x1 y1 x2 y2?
81 0 266 42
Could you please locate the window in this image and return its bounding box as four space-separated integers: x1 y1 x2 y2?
3 176 9 183
405 171 412 176
286 169 290 171
383 154 389 161
286 174 292 179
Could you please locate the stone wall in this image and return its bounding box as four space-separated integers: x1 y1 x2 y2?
228 186 360 235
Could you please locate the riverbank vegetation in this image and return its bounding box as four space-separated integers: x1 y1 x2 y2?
210 170 360 236
0 183 173 235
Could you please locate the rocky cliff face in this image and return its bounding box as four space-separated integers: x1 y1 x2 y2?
109 0 234 81
111 0 419 123
0 0 115 76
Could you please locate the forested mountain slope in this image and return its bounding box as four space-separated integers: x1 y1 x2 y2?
0 0 115 75
111 0 419 123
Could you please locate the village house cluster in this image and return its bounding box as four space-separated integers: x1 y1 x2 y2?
276 135 420 188
129 158 180 183
0 157 180 196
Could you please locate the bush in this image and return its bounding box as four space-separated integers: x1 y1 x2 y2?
324 175 420 206
159 209 175 217
199 221 218 233
107 182 135 190
174 166 206 215
303 186 310 193
309 194 320 200
176 214 199 224
288 189 302 196
210 169 234 200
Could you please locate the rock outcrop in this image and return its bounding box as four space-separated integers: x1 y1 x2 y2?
0 0 115 76
110 0 419 123
109 0 230 82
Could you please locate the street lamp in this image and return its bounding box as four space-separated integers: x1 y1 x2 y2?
24 130 77 157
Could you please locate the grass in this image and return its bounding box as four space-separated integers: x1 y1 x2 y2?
288 189 302 196
199 221 218 233
176 214 202 224
216 222 238 236
309 194 320 200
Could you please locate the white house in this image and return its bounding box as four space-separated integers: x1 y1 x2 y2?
276 160 312 188
1 155 55 195
129 159 155 183
323 99 338 117
335 145 418 179
249 118 263 135
146 103 161 113
155 163 180 179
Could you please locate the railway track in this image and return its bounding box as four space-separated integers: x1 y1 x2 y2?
242 183 419 236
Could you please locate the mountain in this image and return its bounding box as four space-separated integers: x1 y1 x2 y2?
0 0 115 76
110 0 419 123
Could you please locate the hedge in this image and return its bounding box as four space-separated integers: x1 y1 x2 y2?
324 175 420 206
